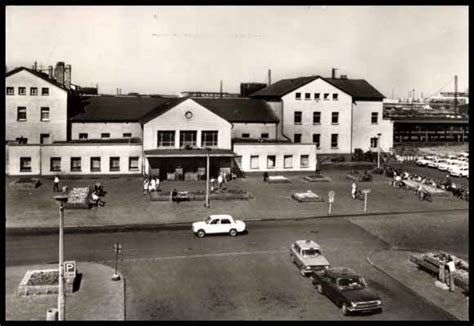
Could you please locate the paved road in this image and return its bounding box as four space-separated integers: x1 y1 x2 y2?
6 218 453 320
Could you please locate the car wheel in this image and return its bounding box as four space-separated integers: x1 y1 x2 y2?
341 303 349 316
197 229 206 238
317 284 323 294
229 229 237 237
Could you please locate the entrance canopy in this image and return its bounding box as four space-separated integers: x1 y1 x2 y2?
144 148 237 157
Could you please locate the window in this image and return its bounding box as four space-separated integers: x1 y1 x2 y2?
79 133 88 139
40 133 50 144
313 134 320 148
250 155 259 169
294 133 302 143
71 157 81 172
300 155 309 168
331 134 338 148
157 131 175 147
314 93 320 100
129 157 139 171
267 155 276 168
7 87 14 95
30 87 38 96
370 137 379 148
371 112 379 124
305 93 311 100
18 87 26 95
101 133 110 138
242 133 250 138
20 157 31 172
42 87 49 96
40 107 50 121
123 133 132 138
202 131 218 147
295 92 301 100
50 157 61 172
324 93 330 100
110 157 120 171
313 112 321 124
294 111 302 125
221 219 231 224
17 107 27 121
261 133 269 139
332 93 339 101
284 155 293 168
180 131 197 148
331 112 339 124
91 157 101 172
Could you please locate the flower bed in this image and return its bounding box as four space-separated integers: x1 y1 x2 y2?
266 175 291 183
149 189 253 201
18 269 59 296
64 187 91 209
302 175 332 183
9 177 41 189
291 191 325 203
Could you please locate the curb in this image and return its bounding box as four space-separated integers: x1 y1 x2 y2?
6 208 468 236
366 255 460 321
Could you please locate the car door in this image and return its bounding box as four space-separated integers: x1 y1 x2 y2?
323 275 337 300
295 246 304 268
220 218 232 233
208 218 220 234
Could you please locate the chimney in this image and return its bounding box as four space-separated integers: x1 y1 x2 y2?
331 68 337 79
34 61 37 71
48 66 54 79
54 62 65 85
64 64 72 89
268 69 272 86
220 80 223 98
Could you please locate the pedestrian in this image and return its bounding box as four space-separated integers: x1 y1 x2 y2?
171 188 178 203
217 174 223 190
223 171 227 183
149 177 156 193
263 171 269 182
53 175 60 192
143 178 149 195
351 181 357 200
446 257 456 292
155 176 160 190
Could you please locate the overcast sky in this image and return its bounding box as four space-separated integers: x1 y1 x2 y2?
6 6 469 98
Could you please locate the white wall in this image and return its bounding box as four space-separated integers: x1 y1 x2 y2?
233 143 317 172
71 122 142 140
231 123 277 140
281 78 353 154
6 70 68 143
352 101 394 152
7 143 143 176
143 99 232 150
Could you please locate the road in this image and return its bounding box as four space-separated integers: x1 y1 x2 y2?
6 218 453 320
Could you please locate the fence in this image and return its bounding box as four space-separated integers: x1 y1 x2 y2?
395 155 424 162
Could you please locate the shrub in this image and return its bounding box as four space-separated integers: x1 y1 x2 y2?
352 148 364 161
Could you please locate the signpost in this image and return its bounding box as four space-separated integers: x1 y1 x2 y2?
112 242 122 281
64 261 76 279
362 189 371 214
328 191 335 215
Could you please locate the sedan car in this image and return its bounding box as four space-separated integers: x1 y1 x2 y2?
311 267 382 316
290 240 330 276
450 165 469 178
192 214 246 238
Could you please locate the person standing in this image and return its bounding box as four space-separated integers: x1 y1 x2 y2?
53 175 60 192
155 177 160 190
217 174 223 190
149 177 156 193
143 178 149 195
351 181 357 200
446 257 456 292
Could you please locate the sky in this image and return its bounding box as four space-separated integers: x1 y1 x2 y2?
5 6 469 98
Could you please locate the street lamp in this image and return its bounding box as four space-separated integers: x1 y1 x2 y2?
377 133 382 169
54 194 68 321
205 148 210 208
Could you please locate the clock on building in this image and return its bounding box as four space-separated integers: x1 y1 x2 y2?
185 111 193 119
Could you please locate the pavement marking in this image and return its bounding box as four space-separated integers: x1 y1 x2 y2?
98 249 288 263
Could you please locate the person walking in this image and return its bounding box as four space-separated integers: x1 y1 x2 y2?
53 175 60 192
351 181 357 200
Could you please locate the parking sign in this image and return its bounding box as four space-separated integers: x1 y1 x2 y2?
64 261 76 279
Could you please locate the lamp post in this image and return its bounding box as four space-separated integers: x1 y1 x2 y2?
205 148 210 208
377 133 382 169
54 194 68 321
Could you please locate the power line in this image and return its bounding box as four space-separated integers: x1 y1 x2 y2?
425 77 455 98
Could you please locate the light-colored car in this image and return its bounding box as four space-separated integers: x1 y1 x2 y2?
438 160 458 171
427 158 447 168
416 158 434 166
447 162 469 173
450 165 469 178
192 214 246 238
290 240 330 276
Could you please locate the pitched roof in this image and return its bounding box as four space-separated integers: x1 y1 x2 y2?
139 97 190 123
193 98 279 123
71 96 172 122
250 75 385 101
6 67 68 91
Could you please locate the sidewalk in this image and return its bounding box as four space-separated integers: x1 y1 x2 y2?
6 262 124 321
367 249 468 321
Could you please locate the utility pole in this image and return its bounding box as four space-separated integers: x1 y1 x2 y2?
220 80 223 98
205 149 210 208
377 133 382 169
54 194 69 321
454 75 458 112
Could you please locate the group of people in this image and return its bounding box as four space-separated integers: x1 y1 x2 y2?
90 181 106 207
143 176 160 194
210 172 228 192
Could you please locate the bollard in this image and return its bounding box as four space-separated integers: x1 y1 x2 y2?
46 308 58 321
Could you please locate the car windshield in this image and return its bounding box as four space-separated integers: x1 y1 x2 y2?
205 216 212 224
337 276 366 290
302 249 321 256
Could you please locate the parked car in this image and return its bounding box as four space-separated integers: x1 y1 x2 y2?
416 157 434 166
311 267 383 316
427 158 447 168
290 240 330 276
192 214 246 238
447 162 469 173
450 165 469 178
437 160 458 171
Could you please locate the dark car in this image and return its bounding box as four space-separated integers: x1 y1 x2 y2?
311 267 382 316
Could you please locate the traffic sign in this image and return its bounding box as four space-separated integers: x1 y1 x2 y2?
64 261 76 279
113 242 122 253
